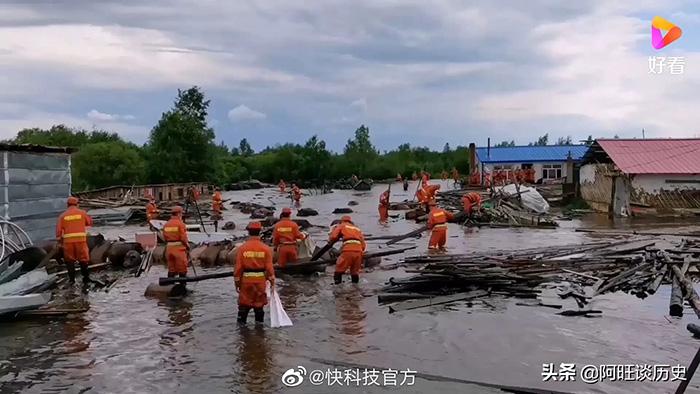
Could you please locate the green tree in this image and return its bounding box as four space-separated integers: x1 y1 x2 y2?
583 135 594 145
145 86 216 183
556 136 573 145
494 140 515 147
344 125 377 177
72 141 146 190
239 138 254 157
530 134 549 146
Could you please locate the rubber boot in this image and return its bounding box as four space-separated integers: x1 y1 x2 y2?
178 273 187 287
351 275 359 284
167 272 176 278
334 273 342 285
65 261 77 284
79 262 90 284
214 221 218 232
238 306 251 324
254 308 264 323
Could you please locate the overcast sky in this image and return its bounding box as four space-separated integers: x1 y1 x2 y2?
1 0 699 152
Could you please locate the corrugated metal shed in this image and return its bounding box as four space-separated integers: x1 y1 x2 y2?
0 146 73 242
584 139 700 174
476 145 589 164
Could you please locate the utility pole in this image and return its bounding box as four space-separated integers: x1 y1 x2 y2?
642 129 645 138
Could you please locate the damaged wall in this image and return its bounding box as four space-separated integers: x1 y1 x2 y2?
629 175 700 209
579 163 615 213
0 151 72 242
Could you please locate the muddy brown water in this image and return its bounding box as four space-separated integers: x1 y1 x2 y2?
2 180 700 394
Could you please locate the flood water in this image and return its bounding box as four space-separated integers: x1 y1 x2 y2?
2 180 700 394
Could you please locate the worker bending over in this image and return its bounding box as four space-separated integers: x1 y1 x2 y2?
291 184 302 203
441 170 447 181
428 201 454 250
329 216 366 284
146 194 159 222
163 206 190 281
56 197 94 284
378 188 390 223
273 208 306 267
234 221 275 324
462 193 482 215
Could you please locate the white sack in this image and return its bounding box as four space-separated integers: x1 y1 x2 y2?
266 282 293 328
497 184 550 214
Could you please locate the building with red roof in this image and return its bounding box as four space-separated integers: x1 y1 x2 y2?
580 138 700 216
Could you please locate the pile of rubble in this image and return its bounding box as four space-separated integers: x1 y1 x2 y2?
378 235 700 328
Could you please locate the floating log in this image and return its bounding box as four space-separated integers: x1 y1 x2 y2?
515 302 563 309
158 246 417 286
646 265 668 295
688 323 700 338
670 264 700 318
671 273 684 317
377 293 432 303
388 290 488 313
144 283 188 297
386 225 429 245
557 310 602 316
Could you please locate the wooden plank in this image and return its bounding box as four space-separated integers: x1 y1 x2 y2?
388 290 487 313
593 262 652 296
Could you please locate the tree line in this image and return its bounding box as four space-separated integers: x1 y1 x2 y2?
7 86 605 191
7 87 472 191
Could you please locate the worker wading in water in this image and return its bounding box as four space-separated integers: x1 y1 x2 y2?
441 170 448 181
212 187 223 231
396 173 402 183
378 187 390 223
329 216 366 284
234 221 275 324
462 193 482 216
403 179 409 191
273 208 306 267
163 206 190 282
279 179 286 193
428 201 454 250
291 184 302 207
56 197 94 284
146 193 159 222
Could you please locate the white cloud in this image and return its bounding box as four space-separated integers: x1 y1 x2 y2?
228 105 267 122
0 112 149 141
87 110 136 121
350 98 367 111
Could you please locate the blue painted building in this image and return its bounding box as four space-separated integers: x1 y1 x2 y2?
475 145 589 184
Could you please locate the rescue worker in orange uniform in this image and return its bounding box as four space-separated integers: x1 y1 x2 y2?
351 174 358 184
188 186 200 202
378 187 390 223
428 200 454 250
212 187 223 214
212 187 223 231
416 187 429 211
56 197 94 284
291 184 302 203
279 179 286 193
146 194 159 222
403 178 409 191
412 172 418 181
452 168 459 186
462 193 482 215
328 216 366 284
272 208 306 267
234 221 275 324
526 168 536 184
441 170 448 181
425 184 441 205
397 173 402 183
163 206 190 281
470 168 479 185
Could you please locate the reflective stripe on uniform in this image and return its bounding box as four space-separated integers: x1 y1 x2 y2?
343 240 361 245
167 241 183 246
63 214 83 221
243 251 266 258
432 224 448 229
63 232 86 239
281 242 297 245
243 272 265 278
164 227 179 233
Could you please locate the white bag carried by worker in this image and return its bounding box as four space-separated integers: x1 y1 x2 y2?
266 282 293 328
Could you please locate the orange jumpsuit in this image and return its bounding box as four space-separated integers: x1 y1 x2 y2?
279 181 286 193
234 237 275 308
441 171 448 181
378 190 390 222
412 172 418 181
163 217 189 275
212 191 223 214
56 206 93 263
329 222 366 277
470 169 479 185
146 201 159 221
272 218 305 267
425 184 441 204
191 188 200 201
416 188 428 210
397 174 402 183
292 186 302 202
428 207 454 249
462 193 482 214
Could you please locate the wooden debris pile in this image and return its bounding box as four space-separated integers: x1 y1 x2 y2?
434 188 558 228
378 237 700 322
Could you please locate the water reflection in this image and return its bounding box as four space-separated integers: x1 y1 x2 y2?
236 325 275 393
334 288 366 340
62 314 91 354
165 300 193 327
